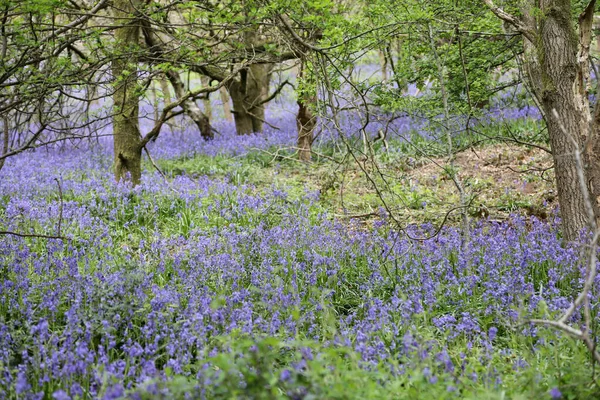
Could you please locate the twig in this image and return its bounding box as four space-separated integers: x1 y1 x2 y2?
0 177 69 241
0 231 68 240
334 211 379 219
54 178 63 237
143 145 180 194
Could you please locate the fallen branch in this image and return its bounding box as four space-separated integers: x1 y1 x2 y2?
1 177 69 241
0 231 69 240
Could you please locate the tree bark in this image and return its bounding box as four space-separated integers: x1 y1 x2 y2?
159 75 178 132
0 117 8 172
201 75 213 120
525 1 594 240
296 61 317 161
228 63 273 135
220 86 233 122
297 94 316 161
379 49 388 81
537 1 595 240
226 27 274 135
112 0 142 185
485 0 600 240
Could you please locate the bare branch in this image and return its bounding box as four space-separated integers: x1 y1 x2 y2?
0 231 69 240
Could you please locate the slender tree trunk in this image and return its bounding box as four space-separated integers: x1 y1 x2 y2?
220 86 233 122
151 80 160 122
296 61 317 161
0 117 9 172
112 0 142 185
379 49 388 81
141 22 213 140
429 24 470 243
201 75 213 120
160 75 172 103
159 75 178 132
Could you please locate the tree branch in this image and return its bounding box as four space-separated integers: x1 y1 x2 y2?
138 64 246 148
482 0 535 42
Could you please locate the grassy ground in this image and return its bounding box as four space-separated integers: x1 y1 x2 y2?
156 139 555 229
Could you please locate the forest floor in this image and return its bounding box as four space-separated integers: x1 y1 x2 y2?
158 142 556 228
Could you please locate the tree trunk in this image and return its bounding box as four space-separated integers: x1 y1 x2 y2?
535 1 592 240
297 96 316 161
159 75 178 132
164 70 213 140
228 63 273 135
0 117 9 172
151 79 160 122
141 23 214 140
220 86 233 122
519 7 546 119
296 60 317 161
112 0 142 185
485 0 600 240
379 49 388 81
201 75 213 120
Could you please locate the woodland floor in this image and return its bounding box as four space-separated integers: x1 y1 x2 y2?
158 142 556 228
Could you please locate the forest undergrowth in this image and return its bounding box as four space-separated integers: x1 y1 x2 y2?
1 114 598 399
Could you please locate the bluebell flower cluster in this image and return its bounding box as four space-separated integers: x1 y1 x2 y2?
0 89 587 398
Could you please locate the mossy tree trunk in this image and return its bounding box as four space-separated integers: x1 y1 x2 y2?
537 1 591 240
296 96 316 161
112 0 142 184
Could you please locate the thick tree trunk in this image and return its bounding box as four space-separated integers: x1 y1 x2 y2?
535 1 592 240
228 63 273 135
485 0 600 240
112 0 142 185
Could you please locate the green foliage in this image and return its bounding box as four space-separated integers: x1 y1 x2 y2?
371 0 519 117
127 332 600 399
